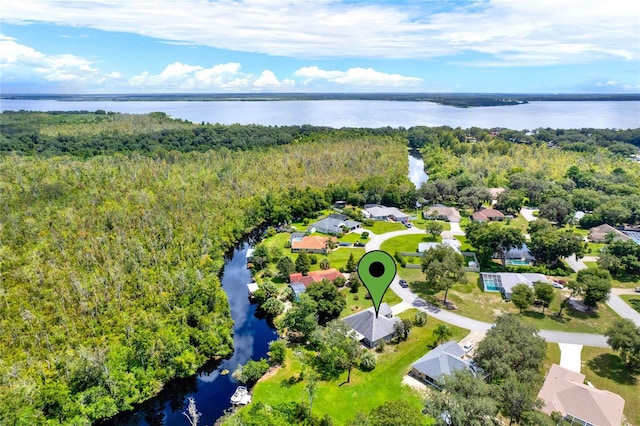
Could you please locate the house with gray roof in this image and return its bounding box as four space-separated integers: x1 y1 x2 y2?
480 272 548 300
424 205 461 223
363 204 410 223
341 303 400 348
410 341 471 387
309 213 361 235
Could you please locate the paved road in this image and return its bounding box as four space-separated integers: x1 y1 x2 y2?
360 225 611 347
608 289 640 327
520 207 539 222
565 254 588 272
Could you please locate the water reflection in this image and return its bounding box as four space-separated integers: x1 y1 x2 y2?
408 150 429 189
101 243 277 425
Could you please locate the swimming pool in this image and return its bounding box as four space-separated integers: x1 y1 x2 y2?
482 274 502 292
506 259 532 266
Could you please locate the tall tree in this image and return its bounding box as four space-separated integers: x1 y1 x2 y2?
605 319 640 368
424 220 444 238
314 320 363 383
295 251 311 275
305 280 346 325
510 284 534 313
466 222 524 270
574 268 612 310
433 324 453 345
539 197 574 225
421 245 465 304
533 282 555 314
276 256 295 281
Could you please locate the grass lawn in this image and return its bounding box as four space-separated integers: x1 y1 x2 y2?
585 242 605 255
249 310 467 425
583 261 598 269
504 214 529 232
611 274 640 289
380 234 440 255
619 295 640 313
544 343 561 370
338 232 369 244
411 218 451 231
341 283 402 318
364 221 406 234
582 346 640 425
398 267 426 284
411 274 621 333
453 235 474 251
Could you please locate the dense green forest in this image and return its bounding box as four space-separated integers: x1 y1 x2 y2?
0 112 408 424
1 111 639 424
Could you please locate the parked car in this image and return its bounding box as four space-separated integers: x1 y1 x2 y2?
399 279 408 288
354 241 365 247
463 342 474 352
635 287 640 293
404 222 413 228
552 281 564 289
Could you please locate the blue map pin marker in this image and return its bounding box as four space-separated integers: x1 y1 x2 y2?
357 250 397 318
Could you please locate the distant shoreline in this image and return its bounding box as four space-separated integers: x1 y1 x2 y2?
2 93 640 108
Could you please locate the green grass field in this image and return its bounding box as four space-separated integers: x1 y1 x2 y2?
341 283 402 318
582 346 640 425
364 221 406 234
380 234 440 255
619 295 640 313
249 310 467 424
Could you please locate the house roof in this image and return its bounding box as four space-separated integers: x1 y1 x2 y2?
481 272 548 294
411 341 470 382
488 187 505 199
291 235 329 251
364 204 409 219
588 224 630 242
425 205 462 222
418 238 462 254
472 208 505 221
538 364 625 426
342 303 399 343
310 216 361 234
504 243 535 260
289 268 343 287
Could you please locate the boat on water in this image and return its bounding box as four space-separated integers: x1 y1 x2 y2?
230 386 252 405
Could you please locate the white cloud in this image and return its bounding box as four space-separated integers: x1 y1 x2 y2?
0 35 107 85
2 0 638 66
129 61 294 91
294 66 422 87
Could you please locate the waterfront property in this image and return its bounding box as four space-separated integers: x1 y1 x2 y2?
480 272 548 299
341 303 400 348
363 204 410 223
538 364 625 426
410 341 472 388
289 268 344 287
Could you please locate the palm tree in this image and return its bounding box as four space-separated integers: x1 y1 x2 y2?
433 324 452 345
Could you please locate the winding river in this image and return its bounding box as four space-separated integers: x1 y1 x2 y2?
102 243 277 425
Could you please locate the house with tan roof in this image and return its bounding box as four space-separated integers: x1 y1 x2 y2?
291 235 331 254
471 207 505 222
537 364 625 426
588 224 630 243
424 205 461 223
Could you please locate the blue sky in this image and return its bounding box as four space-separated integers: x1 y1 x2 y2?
1 0 639 94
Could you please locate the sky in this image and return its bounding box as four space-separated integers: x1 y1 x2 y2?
1 0 639 94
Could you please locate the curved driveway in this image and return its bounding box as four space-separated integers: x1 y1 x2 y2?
358 227 610 347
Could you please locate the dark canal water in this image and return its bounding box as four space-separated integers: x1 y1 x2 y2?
103 242 277 426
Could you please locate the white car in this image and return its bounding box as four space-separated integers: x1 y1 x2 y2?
552 281 564 289
463 342 474 352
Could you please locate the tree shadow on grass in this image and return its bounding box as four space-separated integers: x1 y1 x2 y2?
587 353 638 386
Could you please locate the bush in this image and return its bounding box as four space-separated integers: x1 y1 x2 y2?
268 340 287 366
350 280 360 293
394 251 406 268
333 276 346 287
361 231 370 239
319 258 331 270
353 294 359 301
414 311 427 326
360 351 377 371
375 341 385 353
309 255 318 265
265 227 277 238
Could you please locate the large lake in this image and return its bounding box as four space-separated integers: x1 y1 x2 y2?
1 99 639 129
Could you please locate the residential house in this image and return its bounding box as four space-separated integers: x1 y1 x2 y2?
418 238 462 254
499 243 536 265
410 341 472 388
291 235 331 254
363 204 410 222
488 187 505 205
309 213 361 235
480 272 548 299
342 303 400 348
289 268 344 287
588 224 630 243
424 205 461 223
472 207 505 222
537 364 625 426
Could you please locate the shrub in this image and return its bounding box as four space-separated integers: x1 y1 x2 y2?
309 254 318 265
333 276 346 287
361 231 370 239
319 258 331 270
414 311 427 326
360 351 377 371
375 341 385 353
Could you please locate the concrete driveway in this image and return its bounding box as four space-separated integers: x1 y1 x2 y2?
607 289 640 326
520 207 538 222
